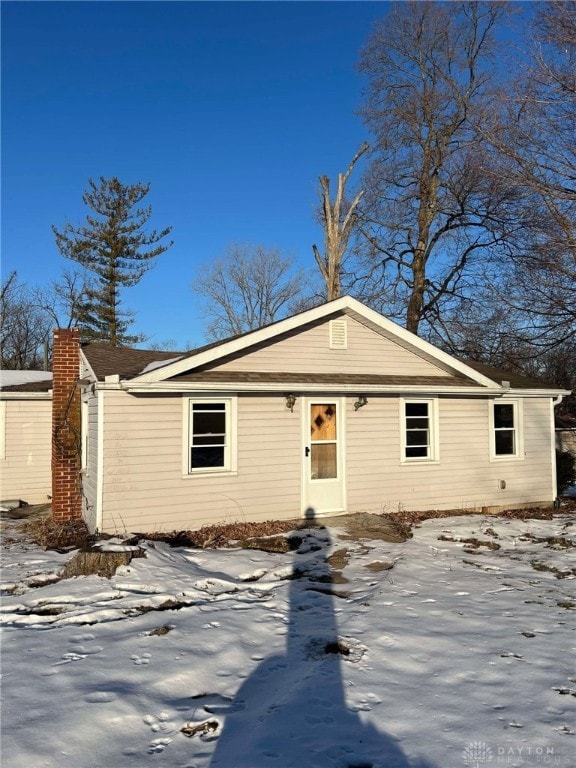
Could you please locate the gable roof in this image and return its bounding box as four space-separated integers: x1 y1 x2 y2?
126 296 499 388
78 297 570 396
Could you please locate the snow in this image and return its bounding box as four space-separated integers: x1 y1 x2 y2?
139 357 183 375
1 512 575 768
0 370 52 387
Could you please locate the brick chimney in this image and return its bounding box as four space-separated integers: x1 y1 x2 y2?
51 328 82 523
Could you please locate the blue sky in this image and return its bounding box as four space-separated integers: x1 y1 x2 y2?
2 0 387 349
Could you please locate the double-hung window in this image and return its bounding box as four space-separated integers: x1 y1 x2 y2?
187 398 235 473
401 399 438 462
491 400 522 459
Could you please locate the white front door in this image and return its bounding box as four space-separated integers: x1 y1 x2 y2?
302 398 345 516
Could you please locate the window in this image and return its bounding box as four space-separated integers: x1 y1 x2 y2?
186 398 235 474
401 399 438 462
491 400 522 459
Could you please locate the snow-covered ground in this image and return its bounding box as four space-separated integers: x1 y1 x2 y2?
1 511 575 768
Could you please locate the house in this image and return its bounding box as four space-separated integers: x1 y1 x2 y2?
555 413 576 458
0 370 53 505
51 297 570 534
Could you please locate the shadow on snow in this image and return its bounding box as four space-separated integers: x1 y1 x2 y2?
209 509 434 768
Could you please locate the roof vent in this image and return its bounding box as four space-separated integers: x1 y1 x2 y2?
329 319 347 349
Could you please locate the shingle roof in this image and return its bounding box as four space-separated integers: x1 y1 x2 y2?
0 371 53 393
82 344 184 380
462 361 557 390
168 371 477 387
0 379 53 393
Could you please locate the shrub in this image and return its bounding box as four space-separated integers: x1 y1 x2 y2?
23 517 92 551
557 449 576 493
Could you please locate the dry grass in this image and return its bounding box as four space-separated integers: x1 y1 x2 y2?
23 516 92 551
144 519 306 549
19 499 576 553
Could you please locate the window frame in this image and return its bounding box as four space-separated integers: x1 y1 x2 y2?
400 397 439 463
489 399 523 461
183 396 237 476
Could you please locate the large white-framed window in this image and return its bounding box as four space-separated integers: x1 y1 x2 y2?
490 399 523 460
184 397 237 475
400 398 439 462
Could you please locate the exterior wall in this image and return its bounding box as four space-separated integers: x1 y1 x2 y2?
0 398 52 504
98 391 302 533
95 390 555 534
209 316 450 377
346 396 554 514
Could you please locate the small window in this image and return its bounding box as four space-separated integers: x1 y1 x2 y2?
491 400 522 459
187 399 235 473
401 399 438 462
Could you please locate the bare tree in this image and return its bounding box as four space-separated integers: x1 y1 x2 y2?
312 143 369 300
485 1 576 347
357 1 514 335
33 269 91 331
192 244 307 340
0 272 52 369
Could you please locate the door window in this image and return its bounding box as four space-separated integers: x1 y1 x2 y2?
310 403 338 479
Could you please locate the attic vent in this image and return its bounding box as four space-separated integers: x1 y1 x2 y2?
329 319 347 349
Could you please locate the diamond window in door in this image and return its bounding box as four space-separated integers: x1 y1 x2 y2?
310 404 337 479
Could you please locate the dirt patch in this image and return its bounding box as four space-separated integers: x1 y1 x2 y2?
147 624 174 636
322 513 407 543
438 534 501 551
327 548 350 570
364 560 394 572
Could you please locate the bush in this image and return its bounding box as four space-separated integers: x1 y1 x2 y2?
557 450 576 493
23 517 92 551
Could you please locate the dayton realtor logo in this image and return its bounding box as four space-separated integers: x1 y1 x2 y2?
463 742 494 767
463 742 567 766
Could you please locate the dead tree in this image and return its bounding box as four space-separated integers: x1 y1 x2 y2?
312 142 369 301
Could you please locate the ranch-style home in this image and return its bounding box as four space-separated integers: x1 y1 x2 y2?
51 296 569 534
0 371 53 505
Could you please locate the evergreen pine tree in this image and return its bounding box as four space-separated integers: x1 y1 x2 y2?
53 177 173 345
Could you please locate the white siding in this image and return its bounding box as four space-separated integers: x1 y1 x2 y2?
346 396 554 514
99 391 302 533
209 316 451 376
97 390 556 533
0 399 52 504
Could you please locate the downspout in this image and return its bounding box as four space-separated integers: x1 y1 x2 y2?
551 395 564 505
96 388 105 533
